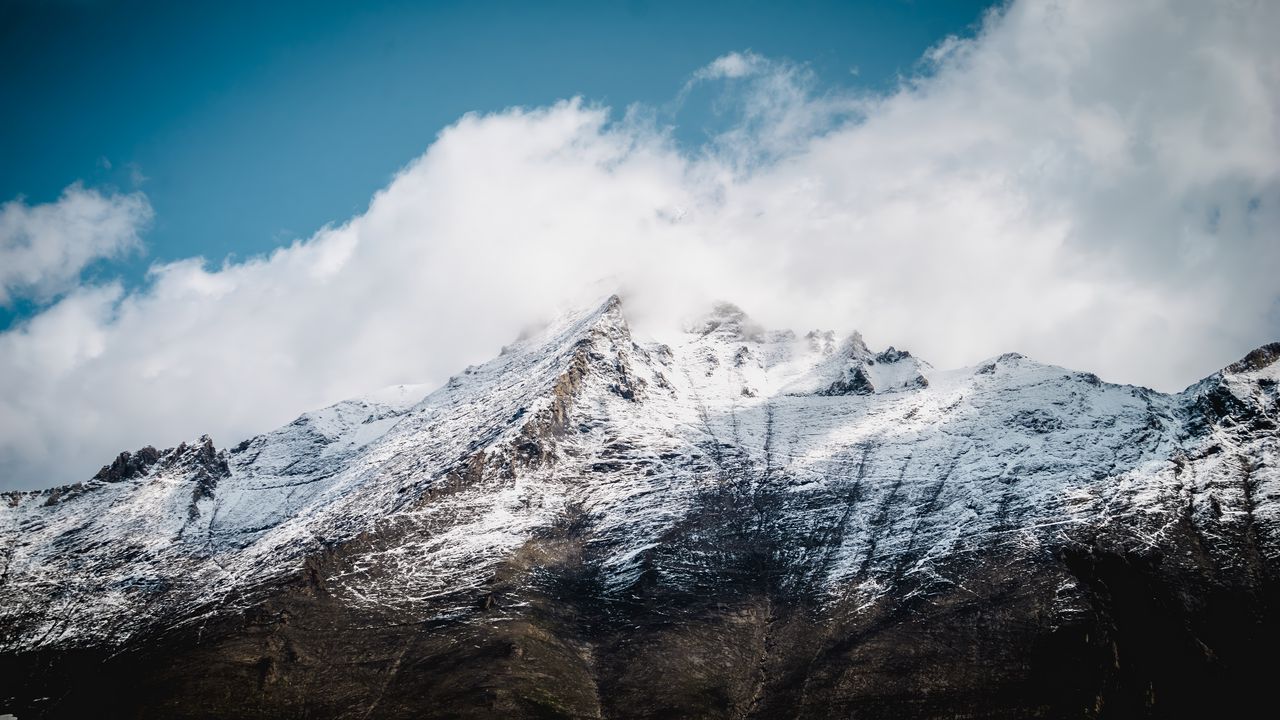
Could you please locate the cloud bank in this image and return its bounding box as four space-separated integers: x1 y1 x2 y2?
2 0 1278 490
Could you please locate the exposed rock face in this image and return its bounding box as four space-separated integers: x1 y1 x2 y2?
92 446 162 483
1 296 1277 719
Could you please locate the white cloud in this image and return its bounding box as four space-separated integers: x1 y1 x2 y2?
1 0 1277 490
695 51 764 81
684 51 867 165
0 183 152 305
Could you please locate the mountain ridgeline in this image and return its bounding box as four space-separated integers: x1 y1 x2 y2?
2 296 1278 718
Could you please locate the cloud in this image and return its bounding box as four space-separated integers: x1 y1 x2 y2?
1 0 1277 490
682 50 866 165
694 51 765 81
0 183 152 305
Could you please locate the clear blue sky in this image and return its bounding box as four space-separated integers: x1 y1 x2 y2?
0 0 994 328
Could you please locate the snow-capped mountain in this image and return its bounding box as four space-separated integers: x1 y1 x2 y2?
2 296 1277 719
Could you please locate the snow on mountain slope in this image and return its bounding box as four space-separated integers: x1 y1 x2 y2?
2 298 654 646
1 296 1276 660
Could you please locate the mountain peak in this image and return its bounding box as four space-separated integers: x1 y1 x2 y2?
686 301 765 341
1224 341 1280 376
799 330 930 396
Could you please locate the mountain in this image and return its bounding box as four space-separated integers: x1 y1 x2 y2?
2 295 1277 719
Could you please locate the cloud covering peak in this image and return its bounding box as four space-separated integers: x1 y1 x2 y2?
1 0 1278 490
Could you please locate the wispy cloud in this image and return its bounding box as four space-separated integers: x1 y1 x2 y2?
0 183 152 305
1 0 1277 489
693 51 765 81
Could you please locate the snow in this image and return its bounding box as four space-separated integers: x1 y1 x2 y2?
2 296 1276 651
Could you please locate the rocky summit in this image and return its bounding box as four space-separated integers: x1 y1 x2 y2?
2 296 1277 719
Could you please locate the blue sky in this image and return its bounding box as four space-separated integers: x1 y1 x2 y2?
0 0 993 329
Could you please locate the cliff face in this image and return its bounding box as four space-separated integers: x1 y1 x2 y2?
2 297 1277 719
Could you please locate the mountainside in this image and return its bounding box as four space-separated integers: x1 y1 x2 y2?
2 296 1278 719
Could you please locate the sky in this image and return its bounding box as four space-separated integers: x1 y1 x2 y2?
1 0 1278 490
0 0 990 326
